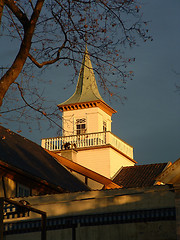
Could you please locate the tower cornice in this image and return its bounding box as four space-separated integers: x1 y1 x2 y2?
58 99 116 116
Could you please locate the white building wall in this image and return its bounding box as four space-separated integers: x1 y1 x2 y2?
109 148 135 179
86 110 99 133
75 147 134 179
72 171 103 190
62 107 112 136
5 187 176 240
76 148 111 178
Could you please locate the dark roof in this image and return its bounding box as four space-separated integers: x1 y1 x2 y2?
0 126 89 193
113 163 169 188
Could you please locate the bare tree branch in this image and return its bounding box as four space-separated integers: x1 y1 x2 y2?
5 0 29 28
0 0 152 129
0 0 5 28
28 9 68 68
14 82 62 130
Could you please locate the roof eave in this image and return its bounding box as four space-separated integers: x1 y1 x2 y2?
58 99 116 116
0 159 65 194
45 150 121 189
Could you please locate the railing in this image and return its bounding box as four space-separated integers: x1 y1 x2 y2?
41 131 133 159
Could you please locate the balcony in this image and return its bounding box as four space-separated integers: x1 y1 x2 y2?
41 131 133 159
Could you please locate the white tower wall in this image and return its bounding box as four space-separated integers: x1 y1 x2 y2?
76 147 134 179
62 107 112 136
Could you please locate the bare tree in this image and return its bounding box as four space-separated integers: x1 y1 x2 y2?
0 0 152 129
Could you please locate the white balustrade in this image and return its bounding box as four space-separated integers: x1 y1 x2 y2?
41 132 133 159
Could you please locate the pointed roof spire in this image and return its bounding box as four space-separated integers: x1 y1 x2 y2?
58 46 116 116
59 46 104 106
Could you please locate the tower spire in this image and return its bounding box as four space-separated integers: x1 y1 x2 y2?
58 46 116 116
59 47 103 106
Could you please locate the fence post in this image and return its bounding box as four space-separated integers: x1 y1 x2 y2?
41 213 47 240
0 198 4 240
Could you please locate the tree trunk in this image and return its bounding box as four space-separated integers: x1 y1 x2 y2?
0 0 44 107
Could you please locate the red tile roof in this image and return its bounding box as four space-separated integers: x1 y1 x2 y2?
113 163 169 188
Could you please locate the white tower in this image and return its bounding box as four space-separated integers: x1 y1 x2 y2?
59 46 115 137
42 47 136 179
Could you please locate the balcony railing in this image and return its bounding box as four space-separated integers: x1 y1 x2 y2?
41 131 133 159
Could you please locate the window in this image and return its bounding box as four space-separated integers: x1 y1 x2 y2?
103 121 107 132
76 118 86 135
17 183 31 197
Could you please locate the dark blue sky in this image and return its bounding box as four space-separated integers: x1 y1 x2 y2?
1 0 180 165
